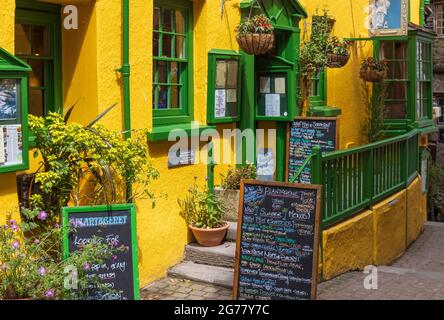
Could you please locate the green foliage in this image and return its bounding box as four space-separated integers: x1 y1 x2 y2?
327 36 350 56
0 210 122 300
220 164 257 190
28 112 159 221
236 14 274 35
428 164 444 218
178 179 225 229
361 81 387 143
361 57 389 72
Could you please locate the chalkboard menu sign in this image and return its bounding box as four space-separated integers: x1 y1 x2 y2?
234 180 322 300
62 204 140 300
287 117 338 184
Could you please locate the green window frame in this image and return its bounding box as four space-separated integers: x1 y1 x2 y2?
416 39 432 120
309 70 326 107
207 49 241 124
15 1 62 118
374 29 435 132
0 62 30 173
153 0 193 126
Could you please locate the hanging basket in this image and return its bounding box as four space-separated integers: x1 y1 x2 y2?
327 53 350 68
236 33 275 55
360 69 387 82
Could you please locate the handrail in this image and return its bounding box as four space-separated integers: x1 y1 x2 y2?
311 129 421 228
322 129 420 160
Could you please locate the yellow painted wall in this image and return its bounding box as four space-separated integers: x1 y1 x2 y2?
407 177 424 246
321 178 426 280
322 210 374 280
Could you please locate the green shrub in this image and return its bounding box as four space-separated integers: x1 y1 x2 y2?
220 164 257 190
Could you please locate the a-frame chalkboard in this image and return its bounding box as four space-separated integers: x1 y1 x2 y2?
233 180 322 300
286 117 339 184
62 204 140 300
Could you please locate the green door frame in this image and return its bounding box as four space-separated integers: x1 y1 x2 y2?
15 0 62 116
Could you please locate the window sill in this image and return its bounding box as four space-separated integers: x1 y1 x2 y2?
148 123 216 142
308 105 342 117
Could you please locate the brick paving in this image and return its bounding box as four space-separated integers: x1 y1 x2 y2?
141 222 444 300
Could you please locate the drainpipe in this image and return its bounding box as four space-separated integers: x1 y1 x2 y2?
117 0 132 202
118 0 131 140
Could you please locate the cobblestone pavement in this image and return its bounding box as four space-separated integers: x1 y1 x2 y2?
141 222 444 300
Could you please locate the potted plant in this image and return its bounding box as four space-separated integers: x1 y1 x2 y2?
215 164 257 221
326 36 351 68
360 57 389 82
236 14 274 55
428 164 444 222
0 210 122 300
178 179 228 247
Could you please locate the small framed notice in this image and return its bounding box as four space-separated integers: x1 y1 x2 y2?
215 89 226 118
265 94 281 117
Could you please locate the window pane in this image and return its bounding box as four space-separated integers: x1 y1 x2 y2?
175 10 185 34
216 60 227 88
15 24 31 56
162 34 172 57
156 61 168 83
29 89 44 117
385 101 407 119
171 85 180 109
153 32 160 57
154 7 161 30
28 60 44 87
170 62 179 84
394 42 407 59
381 41 394 60
32 26 48 57
158 86 168 109
227 61 239 88
152 86 158 109
175 36 185 59
162 9 173 32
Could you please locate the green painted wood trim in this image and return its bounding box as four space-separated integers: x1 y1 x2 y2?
308 106 342 117
207 50 241 124
0 74 30 174
61 204 140 300
147 123 216 142
153 0 194 126
16 0 61 13
276 122 286 182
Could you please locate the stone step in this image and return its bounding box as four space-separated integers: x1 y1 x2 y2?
226 221 238 241
185 242 236 268
168 261 234 288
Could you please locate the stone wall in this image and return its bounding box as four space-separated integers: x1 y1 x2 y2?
434 38 444 74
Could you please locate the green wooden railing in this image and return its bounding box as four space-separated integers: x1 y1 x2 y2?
310 129 420 228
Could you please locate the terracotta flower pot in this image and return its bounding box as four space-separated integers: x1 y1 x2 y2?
327 53 350 68
189 223 229 247
360 69 387 82
236 33 275 55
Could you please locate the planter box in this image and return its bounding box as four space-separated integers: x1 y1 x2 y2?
215 187 240 222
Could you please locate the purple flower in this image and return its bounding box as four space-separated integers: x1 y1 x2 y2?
38 267 46 276
54 223 60 228
45 289 55 298
83 262 90 271
11 240 20 250
11 224 19 232
34 239 40 245
111 239 119 247
112 255 118 261
37 211 48 221
8 219 16 225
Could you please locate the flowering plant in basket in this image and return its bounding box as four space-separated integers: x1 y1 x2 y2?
236 14 275 55
360 58 389 82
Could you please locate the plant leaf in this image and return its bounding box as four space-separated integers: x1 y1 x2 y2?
63 98 81 124
87 103 117 128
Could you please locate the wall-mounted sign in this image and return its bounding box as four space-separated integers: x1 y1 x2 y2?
287 117 338 184
62 204 140 300
256 148 275 181
256 72 289 119
368 0 409 37
0 47 31 174
234 180 322 300
168 148 196 168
